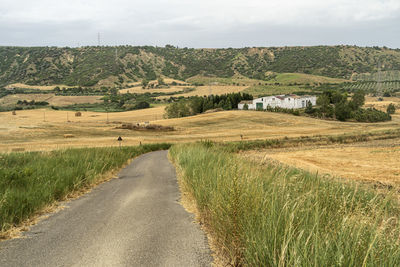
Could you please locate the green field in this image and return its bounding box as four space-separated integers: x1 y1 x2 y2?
243 84 310 97
170 142 400 266
352 71 400 82
343 81 400 93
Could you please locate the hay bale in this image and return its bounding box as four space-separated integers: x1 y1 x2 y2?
75 112 82 117
12 110 16 115
63 134 75 138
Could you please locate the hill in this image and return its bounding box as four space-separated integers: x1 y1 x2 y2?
1 45 400 87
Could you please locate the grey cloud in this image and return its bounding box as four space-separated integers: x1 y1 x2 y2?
0 0 399 48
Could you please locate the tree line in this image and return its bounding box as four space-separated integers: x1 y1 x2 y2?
165 92 253 118
306 90 392 122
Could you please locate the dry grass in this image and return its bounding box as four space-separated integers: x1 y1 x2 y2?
1 107 399 152
156 85 248 99
242 137 400 186
5 83 75 91
365 96 400 111
119 85 190 94
0 94 102 106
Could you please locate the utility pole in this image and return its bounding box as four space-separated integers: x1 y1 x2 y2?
43 111 46 122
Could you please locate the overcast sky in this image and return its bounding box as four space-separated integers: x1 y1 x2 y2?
0 0 399 48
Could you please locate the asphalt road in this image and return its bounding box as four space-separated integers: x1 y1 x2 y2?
0 150 212 267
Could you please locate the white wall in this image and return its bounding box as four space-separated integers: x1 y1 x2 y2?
238 95 317 110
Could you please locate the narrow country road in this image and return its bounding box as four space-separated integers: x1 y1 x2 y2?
0 151 212 267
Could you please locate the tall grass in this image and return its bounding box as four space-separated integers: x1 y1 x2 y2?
0 143 170 233
220 128 400 152
170 143 400 266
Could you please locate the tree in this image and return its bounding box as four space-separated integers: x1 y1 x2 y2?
387 103 396 114
243 103 249 110
133 101 150 110
317 94 330 113
350 90 365 110
335 101 352 121
305 100 314 114
142 79 149 89
331 91 345 104
157 77 165 86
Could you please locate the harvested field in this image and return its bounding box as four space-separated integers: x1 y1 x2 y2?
156 85 248 99
242 137 400 185
0 108 399 152
119 85 191 94
5 83 74 91
0 94 102 106
364 96 400 111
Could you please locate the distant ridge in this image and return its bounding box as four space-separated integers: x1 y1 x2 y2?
1 45 400 87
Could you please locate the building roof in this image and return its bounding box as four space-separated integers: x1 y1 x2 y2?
239 100 253 104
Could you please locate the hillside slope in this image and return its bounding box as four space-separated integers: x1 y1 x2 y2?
1 45 400 87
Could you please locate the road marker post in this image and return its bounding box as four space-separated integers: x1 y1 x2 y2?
117 136 123 149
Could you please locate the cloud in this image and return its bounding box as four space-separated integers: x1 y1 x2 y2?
0 0 399 47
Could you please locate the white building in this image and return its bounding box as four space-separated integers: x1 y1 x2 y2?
238 94 317 110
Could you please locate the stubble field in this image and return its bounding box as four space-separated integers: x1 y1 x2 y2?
1 107 399 153
0 94 102 106
242 137 400 186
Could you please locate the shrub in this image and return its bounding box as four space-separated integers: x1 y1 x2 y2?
352 108 391 122
387 103 396 114
335 101 352 121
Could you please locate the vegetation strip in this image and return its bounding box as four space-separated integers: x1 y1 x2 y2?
219 129 400 152
0 143 170 238
170 142 400 266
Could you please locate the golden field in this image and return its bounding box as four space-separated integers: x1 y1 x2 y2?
364 96 400 111
0 94 102 106
156 85 248 99
242 138 400 185
5 83 75 91
1 107 399 153
119 85 190 94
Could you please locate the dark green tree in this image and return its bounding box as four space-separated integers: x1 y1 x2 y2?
335 101 352 121
349 90 365 110
387 103 396 114
305 100 314 114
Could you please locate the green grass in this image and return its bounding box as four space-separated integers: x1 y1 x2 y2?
186 75 265 86
170 142 400 266
0 144 170 234
266 73 347 84
219 129 400 152
243 84 310 97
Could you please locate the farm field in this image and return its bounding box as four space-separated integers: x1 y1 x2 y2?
0 94 102 106
242 137 400 185
265 73 348 84
364 96 400 111
156 85 248 99
119 85 190 94
344 81 400 92
186 73 348 86
243 84 309 97
1 108 399 152
5 83 75 91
